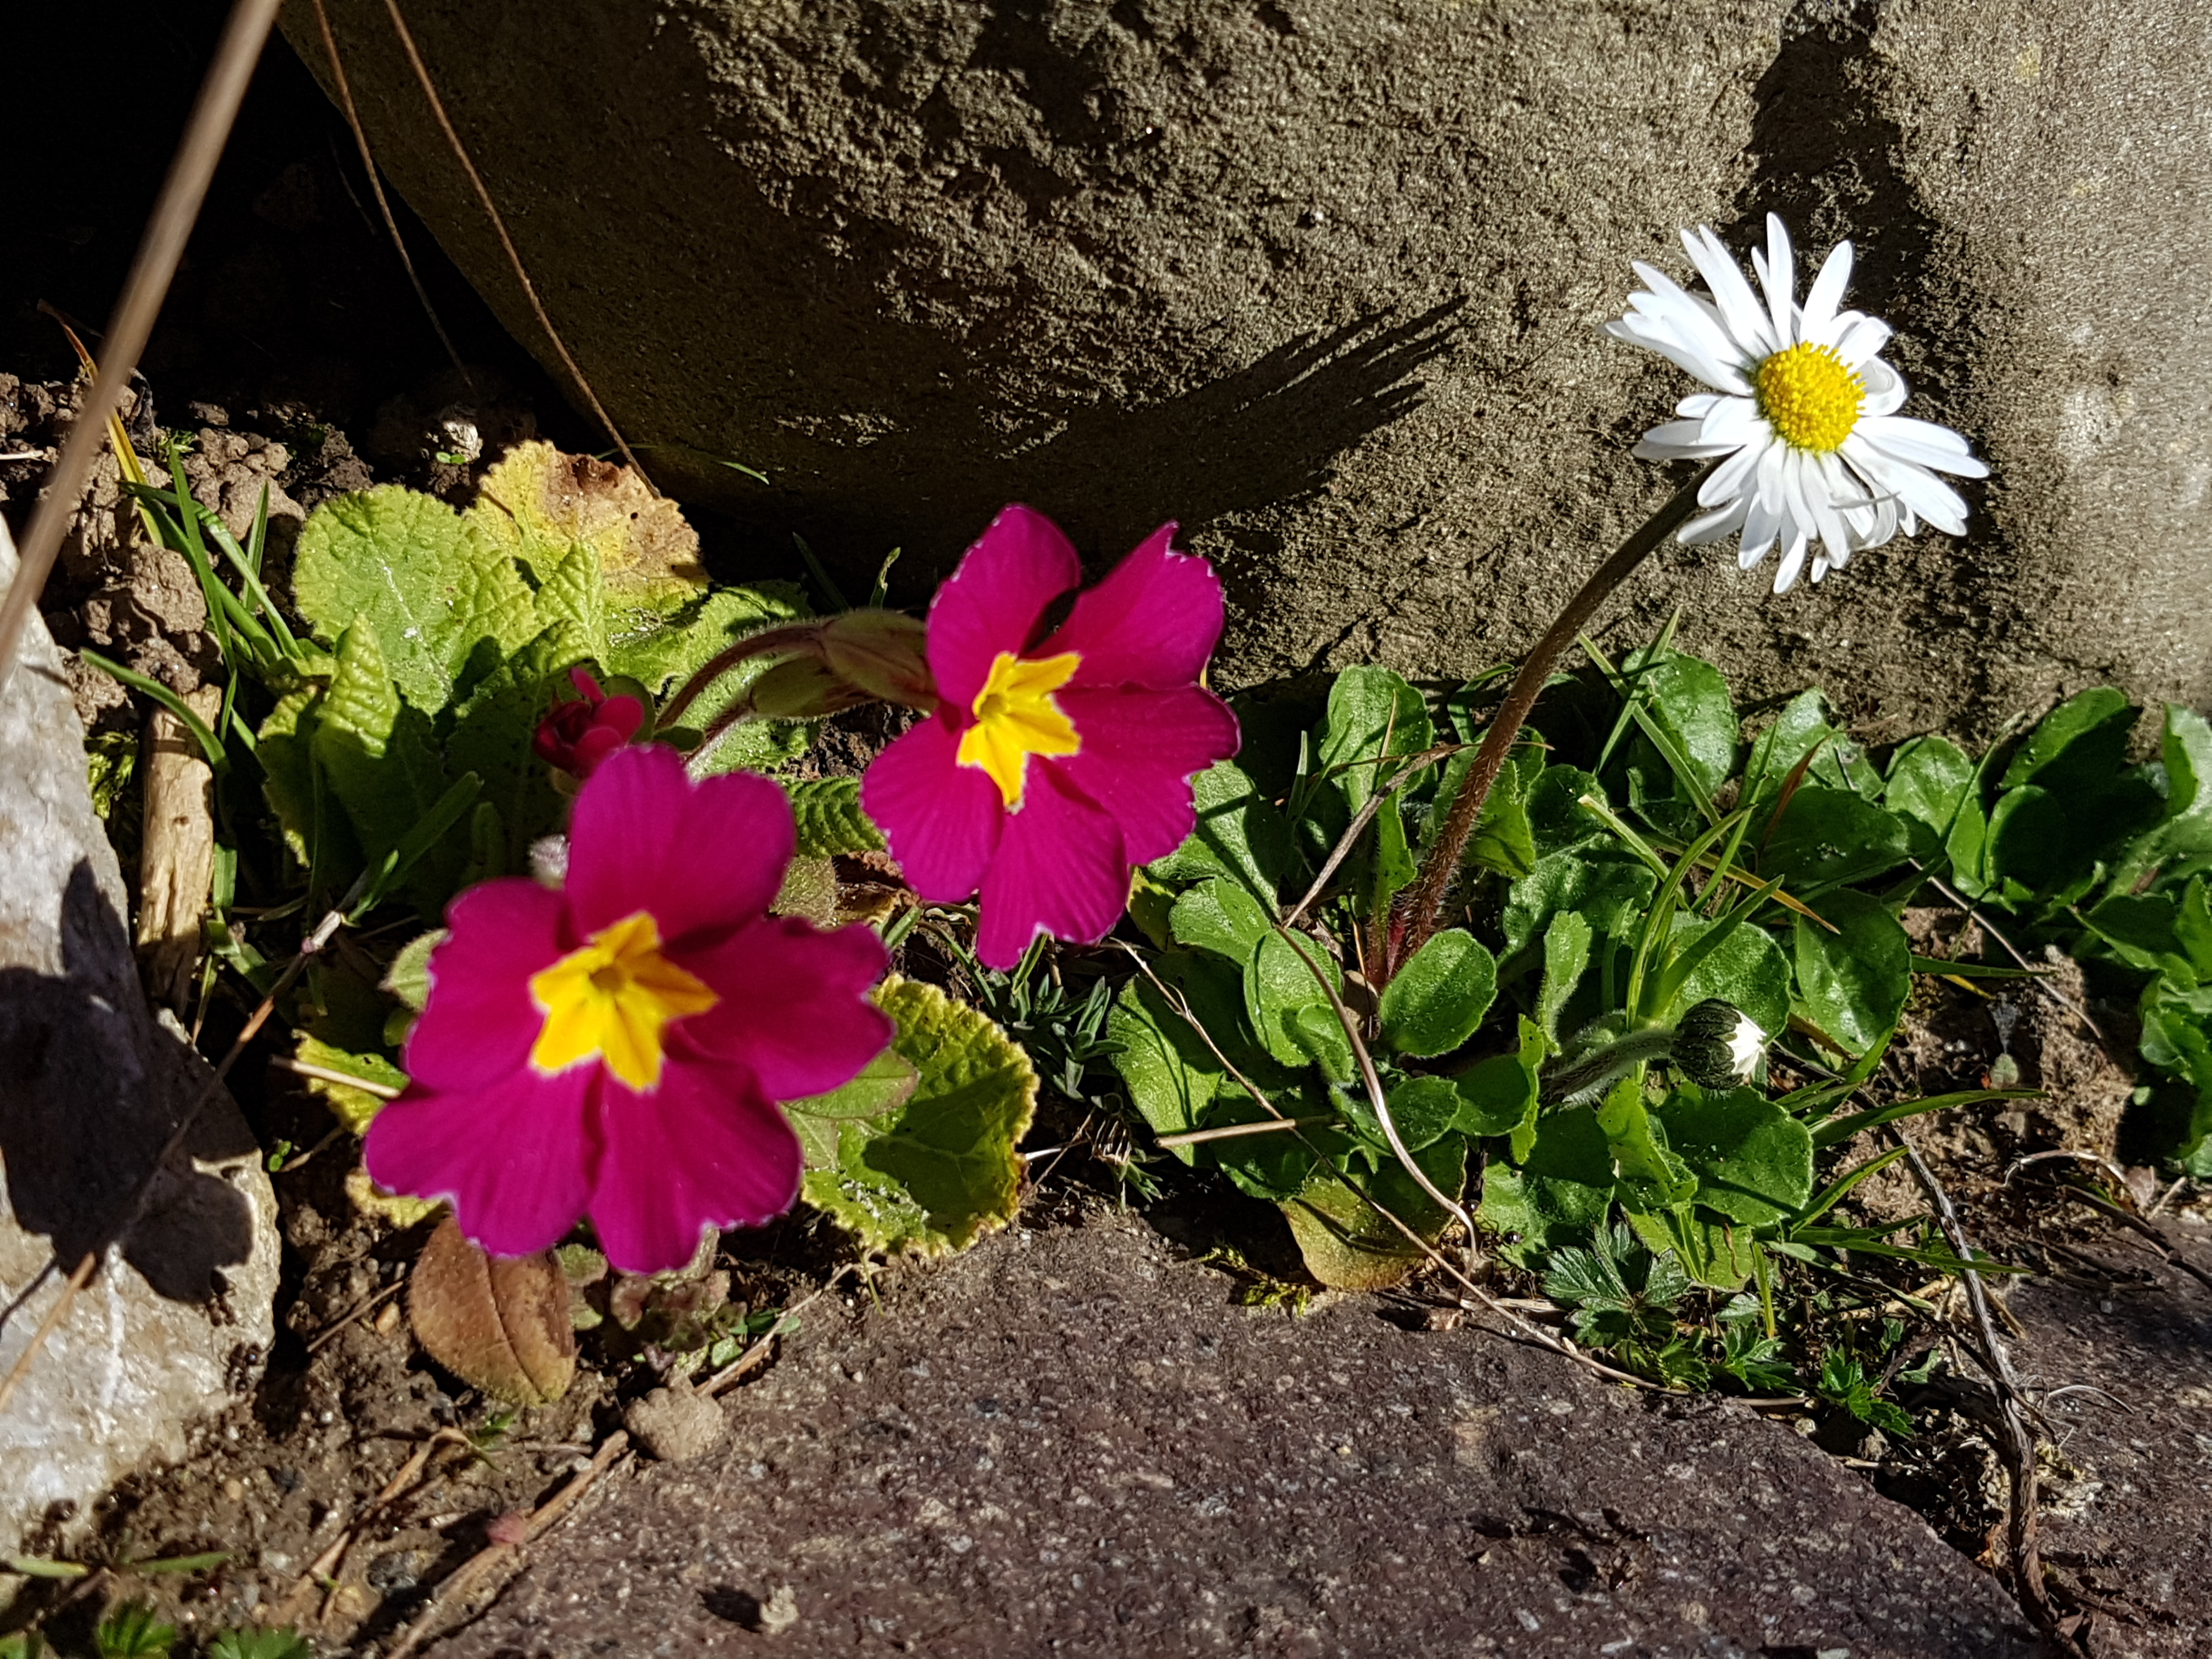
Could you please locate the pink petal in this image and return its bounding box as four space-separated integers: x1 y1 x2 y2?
1054 685 1241 865
404 878 568 1092
1041 523 1225 690
861 713 1004 902
926 504 1082 709
588 1057 803 1274
975 763 1128 969
363 1066 596 1257
675 917 894 1099
564 743 793 945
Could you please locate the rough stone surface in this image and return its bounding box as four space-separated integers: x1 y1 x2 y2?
425 1210 2032 1658
294 0 2212 736
2008 1220 2212 1658
0 524 279 1551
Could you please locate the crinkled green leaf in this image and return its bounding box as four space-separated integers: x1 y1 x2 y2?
292 486 537 714
293 1034 405 1136
1378 927 1497 1058
1792 888 1912 1054
444 622 585 879
311 620 449 893
471 438 708 604
787 1046 918 1120
785 776 887 856
1148 759 1292 904
1656 1086 1814 1227
797 977 1037 1256
1282 1132 1465 1290
1313 665 1432 907
383 930 444 1013
255 684 323 869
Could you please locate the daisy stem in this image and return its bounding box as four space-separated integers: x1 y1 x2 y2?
1390 461 1718 980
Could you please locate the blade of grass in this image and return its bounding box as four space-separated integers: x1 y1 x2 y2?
78 651 226 770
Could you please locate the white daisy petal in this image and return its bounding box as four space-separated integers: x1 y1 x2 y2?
1759 213 1797 345
1755 442 1789 518
1859 358 1908 416
1844 440 1971 533
1800 240 1853 341
1681 498 1751 545
1699 432 1768 507
1674 392 1724 418
1858 415 1991 477
1699 396 1765 447
1683 228 1777 359
1773 533 1810 594
1832 313 1893 368
1741 489 1783 563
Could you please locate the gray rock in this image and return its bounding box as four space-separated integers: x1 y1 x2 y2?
421 1210 2032 1658
0 522 279 1550
292 0 2212 735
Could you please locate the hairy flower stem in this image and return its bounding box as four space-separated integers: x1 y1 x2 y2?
1387 462 1717 980
657 623 822 729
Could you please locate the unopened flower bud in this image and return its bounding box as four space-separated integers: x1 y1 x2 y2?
1672 998 1766 1089
534 667 646 781
747 654 874 719
819 610 936 711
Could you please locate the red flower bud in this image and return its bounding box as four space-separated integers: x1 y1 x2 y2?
534 667 646 780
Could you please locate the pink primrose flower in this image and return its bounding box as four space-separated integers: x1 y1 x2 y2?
533 666 646 780
861 504 1239 970
364 744 893 1274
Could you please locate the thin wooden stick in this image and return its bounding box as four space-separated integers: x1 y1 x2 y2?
0 0 283 693
379 0 650 486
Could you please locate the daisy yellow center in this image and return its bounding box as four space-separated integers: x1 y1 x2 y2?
1754 341 1865 453
956 650 1082 810
528 911 718 1091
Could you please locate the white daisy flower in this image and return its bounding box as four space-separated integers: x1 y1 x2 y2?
1605 213 1990 594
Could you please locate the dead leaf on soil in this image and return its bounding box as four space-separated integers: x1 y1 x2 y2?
471 438 705 603
408 1215 577 1405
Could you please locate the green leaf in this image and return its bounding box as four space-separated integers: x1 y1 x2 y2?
1378 927 1497 1058
1624 1208 1762 1291
1661 912 1791 1038
1762 786 1911 888
382 930 444 1012
787 1046 918 1120
1620 647 1737 823
1883 735 1975 860
603 582 809 696
1477 1105 1616 1266
1792 888 1912 1055
292 485 538 714
1743 690 1841 806
1503 849 1658 954
1282 1133 1466 1290
2114 704 2212 886
312 620 450 883
1148 759 1292 904
1453 1016 1546 1154
1315 665 1433 909
1989 690 2163 898
95 1600 178 1658
1525 764 1608 856
797 977 1039 1255
1429 747 1540 880
1372 1075 1463 1153
2001 686 2137 792
1594 1075 1697 1210
1656 1087 1814 1226
2138 994 2212 1175
1107 969 1225 1158
785 777 887 856
206 1628 313 1659
1170 878 1274 963
1243 932 1348 1074
294 1032 406 1136
1536 912 1593 1045
443 622 584 878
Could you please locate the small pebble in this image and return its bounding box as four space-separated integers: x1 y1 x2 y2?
624 1383 727 1462
757 1585 799 1635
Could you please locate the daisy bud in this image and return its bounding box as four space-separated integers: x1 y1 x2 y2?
1672 998 1767 1090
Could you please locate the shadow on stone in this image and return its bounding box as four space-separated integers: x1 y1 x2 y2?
0 859 257 1313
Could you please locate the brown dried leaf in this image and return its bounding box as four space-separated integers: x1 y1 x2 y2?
408 1215 577 1404
471 438 706 604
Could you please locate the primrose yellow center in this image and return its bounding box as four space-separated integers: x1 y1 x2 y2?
1754 341 1865 453
956 650 1082 810
528 911 718 1091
